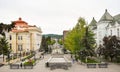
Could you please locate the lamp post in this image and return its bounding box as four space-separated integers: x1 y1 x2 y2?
7 51 10 64
19 47 22 61
33 51 36 60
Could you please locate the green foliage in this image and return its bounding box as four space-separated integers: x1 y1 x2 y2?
40 36 48 52
24 59 35 65
64 17 96 62
58 39 63 45
46 36 55 45
43 34 63 39
97 35 120 62
0 22 15 36
86 58 99 63
0 37 11 55
40 36 55 53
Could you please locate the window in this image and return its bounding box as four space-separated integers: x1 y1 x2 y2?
18 36 20 40
18 45 23 51
21 36 22 40
10 44 12 49
110 30 112 36
18 36 22 40
9 35 12 40
117 28 119 37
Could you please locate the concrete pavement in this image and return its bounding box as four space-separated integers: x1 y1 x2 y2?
0 54 120 72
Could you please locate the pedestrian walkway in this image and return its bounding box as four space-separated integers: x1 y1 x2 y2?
0 54 120 72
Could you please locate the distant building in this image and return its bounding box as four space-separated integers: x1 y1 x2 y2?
89 9 120 46
63 30 69 41
6 18 42 55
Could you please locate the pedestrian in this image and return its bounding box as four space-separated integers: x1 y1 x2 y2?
20 62 23 68
42 53 44 58
71 55 73 59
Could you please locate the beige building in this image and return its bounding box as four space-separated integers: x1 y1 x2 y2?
6 18 42 55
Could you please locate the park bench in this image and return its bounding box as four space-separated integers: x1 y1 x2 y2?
24 64 33 69
87 63 96 68
98 63 108 68
10 64 19 69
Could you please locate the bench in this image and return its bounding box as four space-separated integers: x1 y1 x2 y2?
98 63 108 68
24 65 33 69
10 64 19 69
87 63 96 68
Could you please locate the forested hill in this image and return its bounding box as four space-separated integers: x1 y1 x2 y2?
43 34 63 39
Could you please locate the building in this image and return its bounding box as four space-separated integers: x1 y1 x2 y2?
89 9 120 46
6 18 42 55
63 30 69 41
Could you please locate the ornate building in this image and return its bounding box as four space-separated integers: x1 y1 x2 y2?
6 18 42 55
89 9 120 46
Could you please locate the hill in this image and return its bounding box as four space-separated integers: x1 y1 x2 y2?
43 34 63 39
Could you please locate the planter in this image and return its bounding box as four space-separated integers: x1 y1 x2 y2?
87 63 96 68
24 64 33 69
98 63 108 68
10 64 19 69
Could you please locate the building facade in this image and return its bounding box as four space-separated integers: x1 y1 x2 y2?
89 9 120 46
6 18 42 55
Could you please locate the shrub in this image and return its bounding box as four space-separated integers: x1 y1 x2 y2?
86 58 99 63
24 59 36 65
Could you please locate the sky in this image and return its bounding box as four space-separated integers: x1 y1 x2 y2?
0 0 120 34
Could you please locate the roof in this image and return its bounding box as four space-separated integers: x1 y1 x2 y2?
99 9 114 22
89 17 97 30
89 17 97 26
114 14 120 24
11 18 42 33
13 18 27 24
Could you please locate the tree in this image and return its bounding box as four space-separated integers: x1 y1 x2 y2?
58 39 63 45
64 17 96 61
97 35 120 62
0 22 15 62
40 36 48 52
0 37 11 62
46 36 55 45
0 22 15 36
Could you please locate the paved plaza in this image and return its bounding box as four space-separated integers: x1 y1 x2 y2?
0 54 120 72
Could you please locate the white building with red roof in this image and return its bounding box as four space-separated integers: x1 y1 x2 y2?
7 18 42 55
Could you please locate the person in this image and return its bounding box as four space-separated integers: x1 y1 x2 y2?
39 55 41 59
20 62 23 68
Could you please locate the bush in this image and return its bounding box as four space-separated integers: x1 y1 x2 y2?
24 60 36 65
86 58 99 63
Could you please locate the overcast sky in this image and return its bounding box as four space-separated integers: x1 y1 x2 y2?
0 0 120 34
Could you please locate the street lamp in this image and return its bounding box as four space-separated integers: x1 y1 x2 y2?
18 47 22 61
33 51 36 60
